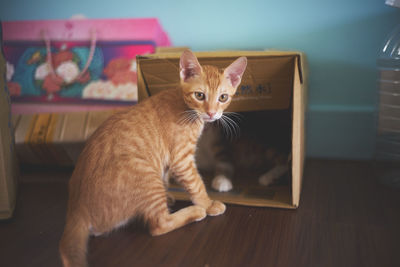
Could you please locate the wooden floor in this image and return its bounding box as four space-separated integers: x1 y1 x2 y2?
1 159 400 267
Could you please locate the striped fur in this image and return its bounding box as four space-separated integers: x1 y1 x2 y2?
59 50 247 267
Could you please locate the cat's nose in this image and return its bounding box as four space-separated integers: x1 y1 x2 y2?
207 112 216 119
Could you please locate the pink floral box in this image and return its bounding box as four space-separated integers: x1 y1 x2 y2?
2 18 171 103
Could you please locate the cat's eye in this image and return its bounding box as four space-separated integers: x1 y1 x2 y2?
219 94 229 103
194 92 205 101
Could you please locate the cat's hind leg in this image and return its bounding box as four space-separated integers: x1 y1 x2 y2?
141 174 206 236
172 159 226 216
148 205 206 236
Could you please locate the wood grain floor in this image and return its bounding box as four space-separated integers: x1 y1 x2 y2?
0 159 399 267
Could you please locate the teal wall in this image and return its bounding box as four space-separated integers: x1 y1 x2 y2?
1 0 400 159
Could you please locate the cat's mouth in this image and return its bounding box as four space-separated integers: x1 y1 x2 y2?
201 113 222 123
203 118 218 123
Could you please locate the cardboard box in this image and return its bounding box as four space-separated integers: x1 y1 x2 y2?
0 26 19 219
12 109 123 166
137 51 307 209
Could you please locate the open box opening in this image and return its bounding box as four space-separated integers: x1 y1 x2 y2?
137 51 307 209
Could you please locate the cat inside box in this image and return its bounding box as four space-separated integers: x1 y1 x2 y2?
196 109 292 192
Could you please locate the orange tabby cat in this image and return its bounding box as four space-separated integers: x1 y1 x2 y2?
59 50 247 267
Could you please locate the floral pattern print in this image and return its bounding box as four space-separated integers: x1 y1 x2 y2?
4 42 152 102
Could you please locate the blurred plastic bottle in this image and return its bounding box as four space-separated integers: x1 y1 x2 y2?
375 24 400 188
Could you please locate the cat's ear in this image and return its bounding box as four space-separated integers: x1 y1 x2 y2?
180 50 202 82
224 57 247 88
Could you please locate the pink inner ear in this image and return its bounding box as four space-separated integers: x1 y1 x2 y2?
228 73 241 88
181 63 200 82
225 57 247 88
180 50 202 82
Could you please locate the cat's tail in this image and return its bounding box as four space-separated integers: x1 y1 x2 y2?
59 215 90 267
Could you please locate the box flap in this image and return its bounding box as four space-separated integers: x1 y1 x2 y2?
291 53 307 207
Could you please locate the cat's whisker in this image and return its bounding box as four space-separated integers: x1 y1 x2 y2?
218 115 240 141
223 113 241 124
218 117 230 139
223 112 242 128
219 119 232 141
220 114 240 141
223 112 243 122
177 115 188 125
178 110 199 125
217 118 227 136
189 111 200 124
189 114 198 124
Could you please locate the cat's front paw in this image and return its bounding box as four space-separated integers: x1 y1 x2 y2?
211 175 233 192
259 165 289 186
259 173 275 186
206 200 226 216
